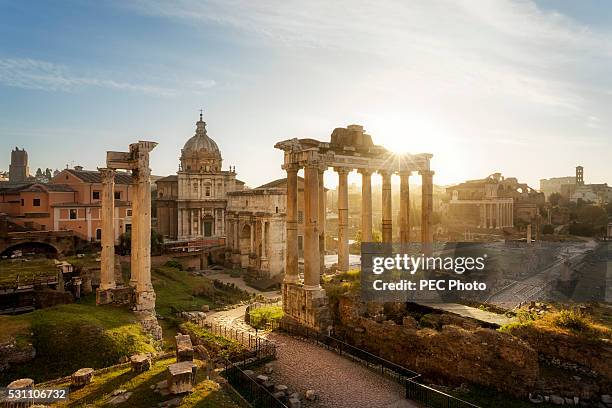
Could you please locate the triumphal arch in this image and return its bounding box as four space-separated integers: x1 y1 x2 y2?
275 124 434 330
96 141 158 312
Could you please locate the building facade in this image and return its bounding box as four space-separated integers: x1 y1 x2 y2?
447 173 544 229
225 177 307 279
155 114 245 241
0 167 134 242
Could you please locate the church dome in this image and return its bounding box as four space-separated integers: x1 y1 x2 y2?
180 114 222 172
182 116 220 156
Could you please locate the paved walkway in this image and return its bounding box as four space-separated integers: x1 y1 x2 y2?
266 332 421 408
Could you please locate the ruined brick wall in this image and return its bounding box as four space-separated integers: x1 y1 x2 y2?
335 297 538 396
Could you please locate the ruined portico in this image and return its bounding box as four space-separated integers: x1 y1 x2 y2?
275 125 434 330
96 141 158 312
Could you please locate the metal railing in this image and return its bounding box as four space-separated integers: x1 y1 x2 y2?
223 358 287 408
273 320 481 408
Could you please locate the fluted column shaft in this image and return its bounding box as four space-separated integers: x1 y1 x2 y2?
284 165 299 283
360 170 373 242
336 167 350 272
303 164 320 289
99 168 116 290
381 171 393 243
135 167 153 292
130 180 140 287
420 170 434 243
399 171 411 243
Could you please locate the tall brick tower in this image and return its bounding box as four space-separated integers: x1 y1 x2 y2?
575 165 584 186
9 147 29 182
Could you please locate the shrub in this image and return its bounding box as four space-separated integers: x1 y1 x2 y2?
248 305 283 330
549 310 592 333
163 259 183 270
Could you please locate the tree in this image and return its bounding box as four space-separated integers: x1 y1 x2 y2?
549 192 561 206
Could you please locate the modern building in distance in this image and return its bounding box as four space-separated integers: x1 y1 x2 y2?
9 147 30 182
446 173 544 229
155 114 245 242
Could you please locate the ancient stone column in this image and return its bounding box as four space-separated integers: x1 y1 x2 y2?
399 171 411 243
303 163 320 289
381 171 393 243
133 141 157 311
261 220 267 259
318 168 326 273
420 170 434 243
360 169 373 242
284 164 299 284
130 181 140 287
99 168 116 291
250 221 254 252
336 167 350 273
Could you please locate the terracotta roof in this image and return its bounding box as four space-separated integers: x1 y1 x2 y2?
22 184 75 193
256 176 304 190
156 175 178 183
66 169 133 184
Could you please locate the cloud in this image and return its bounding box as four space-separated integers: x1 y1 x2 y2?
0 58 216 96
125 0 612 115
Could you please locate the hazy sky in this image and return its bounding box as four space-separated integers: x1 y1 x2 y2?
1 0 611 189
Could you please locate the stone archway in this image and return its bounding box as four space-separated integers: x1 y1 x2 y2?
239 224 251 268
0 241 59 258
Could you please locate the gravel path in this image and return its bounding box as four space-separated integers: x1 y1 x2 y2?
265 332 421 408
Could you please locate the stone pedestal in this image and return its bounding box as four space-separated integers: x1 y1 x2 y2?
134 289 156 312
175 334 194 362
95 288 114 305
130 354 151 373
167 361 197 394
282 283 330 331
71 368 94 387
134 310 163 341
4 378 34 408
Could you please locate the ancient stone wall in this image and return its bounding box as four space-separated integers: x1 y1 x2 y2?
335 297 539 396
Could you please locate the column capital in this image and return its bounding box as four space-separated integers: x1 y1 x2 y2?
419 169 435 177
358 168 373 176
399 170 412 177
284 163 301 172
334 167 351 175
97 167 116 181
379 170 392 179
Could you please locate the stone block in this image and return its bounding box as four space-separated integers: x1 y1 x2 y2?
96 288 114 305
242 370 255 378
256 374 268 383
167 361 197 394
130 353 151 373
264 363 273 374
305 389 317 401
71 368 94 387
274 384 288 393
288 397 301 408
175 334 194 362
262 381 275 391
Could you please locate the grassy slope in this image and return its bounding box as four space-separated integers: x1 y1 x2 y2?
49 357 241 408
0 296 156 383
0 258 58 284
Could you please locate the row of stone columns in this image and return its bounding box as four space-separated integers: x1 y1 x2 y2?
98 142 156 311
480 201 513 229
283 164 435 289
227 217 268 259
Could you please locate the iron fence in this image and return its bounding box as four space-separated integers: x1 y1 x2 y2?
223 359 287 408
273 320 481 408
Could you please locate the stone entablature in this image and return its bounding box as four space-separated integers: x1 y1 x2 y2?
275 124 434 330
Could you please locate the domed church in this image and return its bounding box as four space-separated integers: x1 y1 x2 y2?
156 114 245 241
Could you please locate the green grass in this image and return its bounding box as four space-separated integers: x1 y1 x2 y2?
181 322 246 359
248 305 283 329
0 296 156 384
48 357 241 408
0 257 58 284
64 254 101 270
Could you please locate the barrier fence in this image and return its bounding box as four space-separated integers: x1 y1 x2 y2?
272 320 480 408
